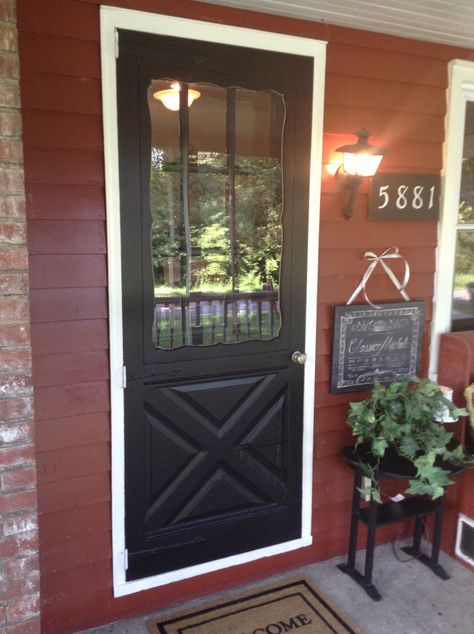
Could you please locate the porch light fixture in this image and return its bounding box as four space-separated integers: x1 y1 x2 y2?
336 128 387 219
153 82 201 111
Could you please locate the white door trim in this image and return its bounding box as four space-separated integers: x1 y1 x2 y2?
430 59 474 378
100 5 326 597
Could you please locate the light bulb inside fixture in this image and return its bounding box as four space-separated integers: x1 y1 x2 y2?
343 152 384 177
153 82 201 111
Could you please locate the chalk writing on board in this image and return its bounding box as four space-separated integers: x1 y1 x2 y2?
330 301 425 394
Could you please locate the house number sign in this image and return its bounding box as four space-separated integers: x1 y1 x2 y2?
369 173 440 221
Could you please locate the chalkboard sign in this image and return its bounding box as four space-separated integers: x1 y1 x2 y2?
330 301 425 394
369 174 440 220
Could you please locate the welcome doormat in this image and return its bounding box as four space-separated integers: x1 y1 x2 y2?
146 578 361 633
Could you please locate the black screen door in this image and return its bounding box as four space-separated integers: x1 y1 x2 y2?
117 29 313 581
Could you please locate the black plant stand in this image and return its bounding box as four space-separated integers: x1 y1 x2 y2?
337 445 463 601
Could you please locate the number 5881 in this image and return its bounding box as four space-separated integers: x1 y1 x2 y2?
377 184 436 211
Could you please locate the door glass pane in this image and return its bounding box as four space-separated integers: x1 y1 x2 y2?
452 101 474 330
148 80 284 348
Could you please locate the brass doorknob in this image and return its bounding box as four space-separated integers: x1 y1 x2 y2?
291 351 307 365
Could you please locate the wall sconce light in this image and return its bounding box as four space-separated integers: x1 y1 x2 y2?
153 82 201 111
336 129 387 219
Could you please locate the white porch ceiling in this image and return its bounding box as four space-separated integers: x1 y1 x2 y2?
197 0 474 49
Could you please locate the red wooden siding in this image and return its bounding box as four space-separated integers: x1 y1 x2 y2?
16 0 474 632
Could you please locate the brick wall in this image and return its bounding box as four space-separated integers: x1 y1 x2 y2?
0 1 40 631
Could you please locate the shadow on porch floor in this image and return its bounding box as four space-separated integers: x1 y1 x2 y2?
79 543 474 634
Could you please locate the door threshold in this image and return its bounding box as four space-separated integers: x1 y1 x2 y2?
114 536 312 597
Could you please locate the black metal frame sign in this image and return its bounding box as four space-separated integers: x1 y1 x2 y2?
369 173 440 220
330 301 425 394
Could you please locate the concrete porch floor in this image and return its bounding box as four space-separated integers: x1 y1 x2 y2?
79 543 474 633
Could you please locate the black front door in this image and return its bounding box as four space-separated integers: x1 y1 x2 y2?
117 29 313 581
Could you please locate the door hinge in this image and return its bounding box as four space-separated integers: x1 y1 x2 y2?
121 548 128 571
114 29 119 58
122 365 127 389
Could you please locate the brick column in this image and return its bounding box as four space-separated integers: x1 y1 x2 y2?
0 1 41 632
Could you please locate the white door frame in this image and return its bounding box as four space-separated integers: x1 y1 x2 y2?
430 60 474 378
100 5 326 597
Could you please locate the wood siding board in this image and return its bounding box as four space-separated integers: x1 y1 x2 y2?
30 288 108 323
17 0 99 42
383 141 443 170
315 428 354 458
29 254 107 289
28 220 106 255
34 381 110 421
316 380 374 406
36 443 110 483
35 412 110 453
312 501 352 532
22 110 103 151
317 272 434 304
318 246 436 276
324 106 445 142
17 32 100 78
23 147 104 185
322 22 474 59
319 222 437 248
312 477 353 508
39 589 119 634
20 72 102 115
317 305 334 331
312 524 397 561
326 43 448 88
39 502 111 544
315 403 353 433
37 472 110 515
325 74 446 115
312 456 347 483
30 320 108 355
26 184 105 220
39 559 112 603
40 530 111 574
315 354 330 382
32 350 109 387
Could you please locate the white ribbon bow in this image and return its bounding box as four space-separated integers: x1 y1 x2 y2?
347 247 410 308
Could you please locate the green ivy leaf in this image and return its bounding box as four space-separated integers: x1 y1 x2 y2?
400 435 419 458
406 479 428 495
372 437 388 457
371 489 382 503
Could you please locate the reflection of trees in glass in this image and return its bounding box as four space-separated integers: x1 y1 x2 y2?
198 223 230 285
455 231 474 278
458 155 474 223
236 158 282 290
150 151 282 294
455 156 474 288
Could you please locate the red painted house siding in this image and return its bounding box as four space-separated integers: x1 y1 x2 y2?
15 0 474 632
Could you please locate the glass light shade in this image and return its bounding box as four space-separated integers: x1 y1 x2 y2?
343 151 384 177
153 82 201 111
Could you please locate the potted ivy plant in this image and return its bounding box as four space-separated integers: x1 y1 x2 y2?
347 377 471 502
